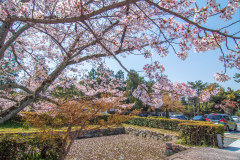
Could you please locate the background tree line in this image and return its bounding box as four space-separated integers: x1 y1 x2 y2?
184 81 240 117
51 68 240 117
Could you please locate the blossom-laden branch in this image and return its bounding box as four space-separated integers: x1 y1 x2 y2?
215 100 239 114
0 0 239 123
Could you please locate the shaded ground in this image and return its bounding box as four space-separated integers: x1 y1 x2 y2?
66 134 167 160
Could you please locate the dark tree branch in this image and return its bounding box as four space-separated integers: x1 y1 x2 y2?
0 83 33 94
4 0 141 24
145 0 240 40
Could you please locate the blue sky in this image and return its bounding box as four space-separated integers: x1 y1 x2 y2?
101 1 240 91
82 1 239 91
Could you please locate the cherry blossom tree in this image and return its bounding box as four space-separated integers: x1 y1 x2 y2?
0 0 239 124
20 65 136 159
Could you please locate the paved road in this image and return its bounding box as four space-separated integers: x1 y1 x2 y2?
223 122 240 152
166 147 240 160
166 122 240 160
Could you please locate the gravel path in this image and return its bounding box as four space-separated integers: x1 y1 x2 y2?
66 134 167 160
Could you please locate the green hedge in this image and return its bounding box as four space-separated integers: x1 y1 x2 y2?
178 122 224 147
89 114 111 124
126 117 189 130
125 116 224 147
0 133 64 160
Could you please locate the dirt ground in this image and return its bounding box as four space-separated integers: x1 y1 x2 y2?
66 134 167 160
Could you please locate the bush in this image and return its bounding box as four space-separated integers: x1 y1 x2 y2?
126 116 224 147
0 133 64 160
178 122 224 147
126 117 188 130
0 115 24 128
89 114 111 124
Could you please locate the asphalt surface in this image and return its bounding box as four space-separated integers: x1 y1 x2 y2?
165 147 240 160
224 137 237 147
166 122 240 160
224 122 240 147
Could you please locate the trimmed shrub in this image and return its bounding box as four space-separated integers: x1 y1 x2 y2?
126 116 224 147
0 133 64 160
178 122 224 147
126 117 189 130
89 114 111 124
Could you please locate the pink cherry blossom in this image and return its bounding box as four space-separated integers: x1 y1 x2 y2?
0 0 239 123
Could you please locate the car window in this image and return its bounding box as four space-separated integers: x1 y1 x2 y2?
194 116 202 118
225 116 230 120
173 115 180 118
207 115 222 120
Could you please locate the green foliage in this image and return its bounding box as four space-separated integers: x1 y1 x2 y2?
125 70 152 111
89 114 111 124
233 73 240 83
188 80 208 114
188 80 208 95
0 115 23 129
181 97 188 105
210 88 240 115
200 101 219 114
0 133 64 160
126 117 223 147
115 70 124 80
178 123 224 147
51 83 83 100
126 117 188 131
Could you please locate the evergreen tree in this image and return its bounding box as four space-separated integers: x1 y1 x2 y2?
188 80 208 115
233 73 240 83
115 70 124 80
125 70 149 110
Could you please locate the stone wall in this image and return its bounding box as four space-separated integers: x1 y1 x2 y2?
125 127 179 141
124 127 189 156
165 142 189 156
75 127 125 139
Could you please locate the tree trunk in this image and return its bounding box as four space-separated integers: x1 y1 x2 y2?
166 106 169 118
197 102 200 115
0 59 69 124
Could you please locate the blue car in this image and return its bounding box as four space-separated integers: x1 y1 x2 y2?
192 115 206 121
170 115 188 120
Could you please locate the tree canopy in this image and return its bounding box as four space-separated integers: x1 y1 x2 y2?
0 0 239 123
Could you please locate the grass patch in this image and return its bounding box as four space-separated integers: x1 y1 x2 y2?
0 122 123 134
122 124 179 135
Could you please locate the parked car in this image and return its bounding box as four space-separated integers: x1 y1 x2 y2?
192 115 206 121
140 112 148 117
232 116 239 122
206 114 237 131
170 115 188 120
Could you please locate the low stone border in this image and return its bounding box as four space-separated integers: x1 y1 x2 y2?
75 127 125 139
123 127 189 157
125 127 180 141
165 142 190 156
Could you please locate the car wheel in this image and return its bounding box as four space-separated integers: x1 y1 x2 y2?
226 125 230 131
